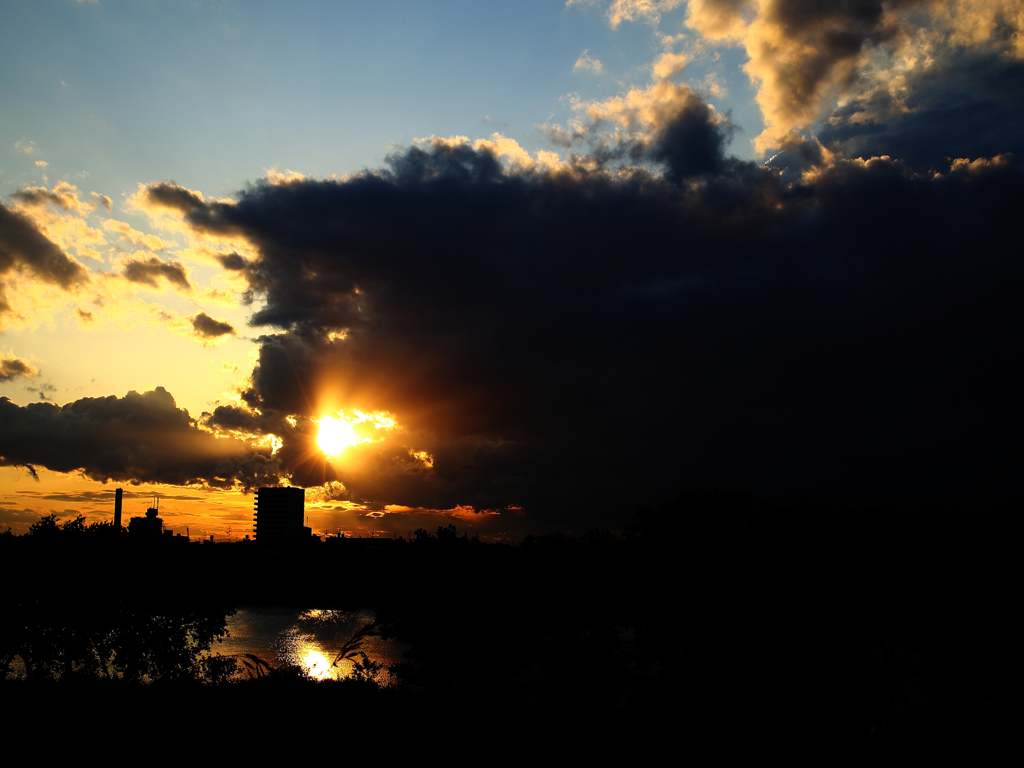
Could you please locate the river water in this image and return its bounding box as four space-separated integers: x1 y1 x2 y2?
217 606 404 683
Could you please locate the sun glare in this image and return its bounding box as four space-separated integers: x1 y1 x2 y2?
316 409 400 458
301 647 333 681
318 416 358 456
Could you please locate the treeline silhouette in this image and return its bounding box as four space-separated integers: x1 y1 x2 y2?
2 489 1022 764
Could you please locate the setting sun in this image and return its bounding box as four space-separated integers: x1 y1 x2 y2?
317 417 358 457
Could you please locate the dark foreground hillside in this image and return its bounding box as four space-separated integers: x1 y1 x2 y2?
3 490 1023 765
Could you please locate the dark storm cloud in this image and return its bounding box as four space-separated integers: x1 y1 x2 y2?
569 83 741 180
648 93 737 180
0 387 279 489
142 182 207 215
140 182 247 239
215 252 249 271
542 80 741 183
121 255 191 291
191 312 234 339
819 50 1024 168
134 87 1023 525
0 202 89 313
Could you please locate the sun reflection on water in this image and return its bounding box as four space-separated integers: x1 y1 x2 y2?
222 607 401 683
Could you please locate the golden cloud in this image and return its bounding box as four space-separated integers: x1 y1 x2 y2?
102 219 168 251
678 0 1024 153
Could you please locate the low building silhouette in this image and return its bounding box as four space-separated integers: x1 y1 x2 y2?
253 487 311 542
128 499 163 539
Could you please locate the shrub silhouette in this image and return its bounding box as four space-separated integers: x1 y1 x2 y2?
3 594 234 684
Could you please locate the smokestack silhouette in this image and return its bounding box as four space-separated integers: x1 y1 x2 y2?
114 487 123 529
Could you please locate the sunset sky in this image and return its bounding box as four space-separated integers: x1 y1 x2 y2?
2 0 1022 539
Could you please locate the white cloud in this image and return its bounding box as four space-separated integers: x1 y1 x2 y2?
607 0 685 29
573 49 604 73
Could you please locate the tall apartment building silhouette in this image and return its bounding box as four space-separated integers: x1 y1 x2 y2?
253 487 310 541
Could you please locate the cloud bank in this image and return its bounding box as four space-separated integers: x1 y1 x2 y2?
131 112 1022 521
0 388 278 490
4 2 1022 527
